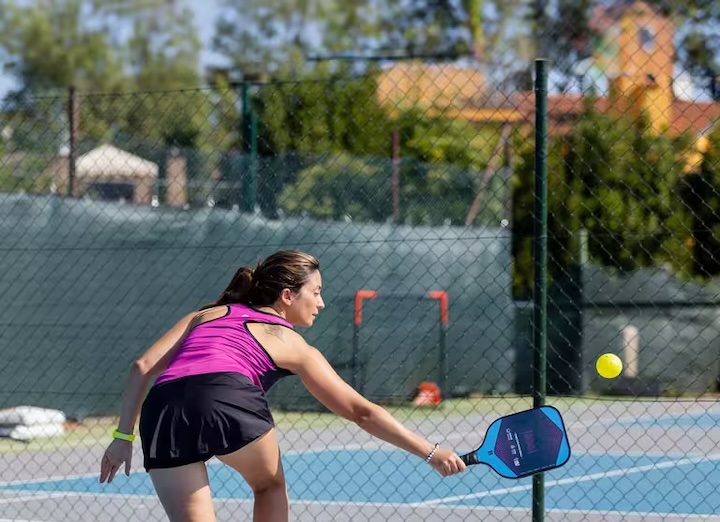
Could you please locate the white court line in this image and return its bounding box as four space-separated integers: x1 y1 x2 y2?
445 430 707 458
0 472 99 487
0 446 713 489
590 408 720 428
442 415 632 443
0 443 367 487
446 417 720 458
0 492 66 504
3 449 720 517
413 452 720 506
451 406 720 431
0 519 57 522
1 491 720 520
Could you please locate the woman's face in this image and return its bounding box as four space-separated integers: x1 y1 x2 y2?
286 270 324 327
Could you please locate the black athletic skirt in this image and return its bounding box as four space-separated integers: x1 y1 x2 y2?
139 372 275 470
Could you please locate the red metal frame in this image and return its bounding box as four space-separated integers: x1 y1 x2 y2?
354 290 378 326
427 290 449 326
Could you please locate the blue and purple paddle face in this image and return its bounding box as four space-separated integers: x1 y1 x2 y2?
459 405 571 479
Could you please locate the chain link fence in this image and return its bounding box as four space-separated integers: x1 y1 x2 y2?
2 5 720 521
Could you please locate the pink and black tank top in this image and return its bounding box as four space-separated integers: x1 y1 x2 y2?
154 304 294 392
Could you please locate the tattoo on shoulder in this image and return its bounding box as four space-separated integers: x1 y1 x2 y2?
264 324 285 340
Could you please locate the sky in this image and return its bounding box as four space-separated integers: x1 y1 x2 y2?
184 0 226 68
0 66 13 99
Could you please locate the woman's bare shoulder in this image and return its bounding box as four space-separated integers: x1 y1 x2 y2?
248 322 309 368
251 321 305 344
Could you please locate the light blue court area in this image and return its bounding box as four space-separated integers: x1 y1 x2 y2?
616 409 720 429
2 449 720 516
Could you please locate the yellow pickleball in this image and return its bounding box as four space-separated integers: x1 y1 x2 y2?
596 353 623 379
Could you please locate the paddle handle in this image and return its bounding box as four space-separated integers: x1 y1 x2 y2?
460 451 479 466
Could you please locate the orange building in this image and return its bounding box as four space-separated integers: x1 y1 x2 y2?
376 1 720 144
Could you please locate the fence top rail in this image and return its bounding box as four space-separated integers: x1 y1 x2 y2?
549 300 720 309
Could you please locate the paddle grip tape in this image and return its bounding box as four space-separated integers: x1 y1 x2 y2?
460 452 479 465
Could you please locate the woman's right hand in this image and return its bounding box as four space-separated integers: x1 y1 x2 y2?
99 438 133 483
428 447 466 477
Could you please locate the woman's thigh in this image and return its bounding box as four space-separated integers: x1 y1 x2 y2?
149 462 216 522
216 428 285 492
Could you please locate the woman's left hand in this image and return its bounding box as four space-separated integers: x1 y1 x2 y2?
99 438 133 483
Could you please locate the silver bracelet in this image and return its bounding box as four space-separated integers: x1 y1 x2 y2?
425 443 440 463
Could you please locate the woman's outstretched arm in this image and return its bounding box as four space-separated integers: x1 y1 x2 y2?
289 344 465 477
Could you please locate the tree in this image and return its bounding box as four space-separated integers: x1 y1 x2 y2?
0 1 125 93
391 108 505 225
254 67 390 156
213 0 341 76
376 0 521 60
278 153 391 221
263 77 506 225
212 0 525 83
681 124 720 276
81 0 206 147
0 0 208 149
0 1 122 151
529 0 594 81
247 69 393 215
512 106 694 298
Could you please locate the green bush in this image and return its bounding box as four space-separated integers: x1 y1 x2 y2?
680 124 720 277
512 106 694 298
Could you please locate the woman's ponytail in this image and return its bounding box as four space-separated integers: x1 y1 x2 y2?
200 250 319 310
213 266 255 306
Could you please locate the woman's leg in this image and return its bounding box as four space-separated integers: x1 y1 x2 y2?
149 462 216 522
216 428 288 522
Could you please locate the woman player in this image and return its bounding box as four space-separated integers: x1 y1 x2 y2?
99 249 465 521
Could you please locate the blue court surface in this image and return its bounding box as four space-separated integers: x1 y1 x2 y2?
2 447 720 516
616 409 720 429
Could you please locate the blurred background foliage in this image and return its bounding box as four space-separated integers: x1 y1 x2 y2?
1 0 719 297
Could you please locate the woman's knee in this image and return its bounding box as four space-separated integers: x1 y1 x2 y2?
250 471 287 496
149 464 216 522
244 456 287 496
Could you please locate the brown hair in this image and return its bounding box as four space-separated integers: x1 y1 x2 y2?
212 250 320 307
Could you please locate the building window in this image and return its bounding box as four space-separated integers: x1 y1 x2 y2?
639 27 655 52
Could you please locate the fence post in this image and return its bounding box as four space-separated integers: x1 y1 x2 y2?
532 57 549 522
67 85 79 197
240 81 258 213
391 130 400 223
428 291 449 396
353 290 377 391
